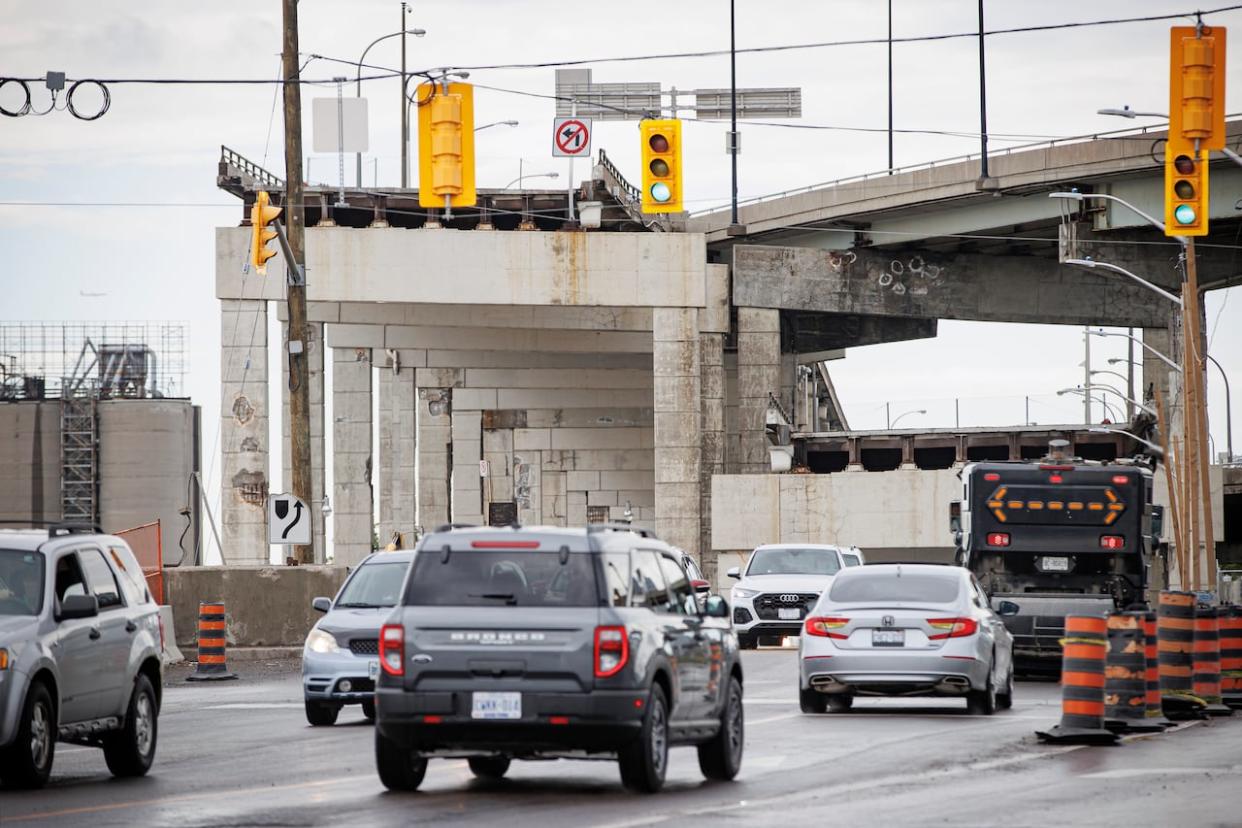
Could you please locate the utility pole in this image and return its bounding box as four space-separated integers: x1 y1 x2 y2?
887 0 894 172
976 0 989 182
1185 239 1215 588
728 0 740 231
282 0 314 565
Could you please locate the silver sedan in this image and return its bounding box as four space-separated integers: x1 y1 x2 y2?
798 564 1014 715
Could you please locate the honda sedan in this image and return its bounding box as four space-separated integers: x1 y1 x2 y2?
798 564 1014 715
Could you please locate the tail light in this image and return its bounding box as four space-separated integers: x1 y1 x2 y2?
927 618 979 639
986 532 1010 547
690 579 711 593
1112 475 1130 485
594 626 629 678
380 624 405 676
1100 535 1125 550
805 617 850 639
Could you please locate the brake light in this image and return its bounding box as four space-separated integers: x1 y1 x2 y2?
927 618 979 639
983 473 1000 482
594 626 629 678
380 624 404 676
1100 535 1125 550
805 617 849 639
1049 474 1063 484
986 532 1010 547
1112 475 1129 485
470 540 541 549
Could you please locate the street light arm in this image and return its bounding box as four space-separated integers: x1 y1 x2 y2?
1090 369 1132 386
1089 426 1164 455
1050 191 1170 237
1057 388 1124 422
1090 331 1181 372
1063 259 1183 308
1072 381 1156 416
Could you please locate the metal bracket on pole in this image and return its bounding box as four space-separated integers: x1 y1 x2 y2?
273 220 306 286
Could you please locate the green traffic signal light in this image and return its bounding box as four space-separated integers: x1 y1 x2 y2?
1174 204 1198 225
650 182 672 202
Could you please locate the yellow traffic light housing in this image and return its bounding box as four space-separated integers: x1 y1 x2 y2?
1165 26 1226 237
640 119 683 214
249 190 282 275
417 81 476 210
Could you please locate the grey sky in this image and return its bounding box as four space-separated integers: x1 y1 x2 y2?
2 0 1239 506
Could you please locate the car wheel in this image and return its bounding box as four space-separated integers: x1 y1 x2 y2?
799 687 827 714
375 730 428 791
0 680 56 789
103 674 159 778
996 664 1015 711
967 669 998 716
305 700 340 726
698 675 744 781
468 756 511 779
362 699 377 720
737 634 757 651
825 695 853 713
618 683 669 793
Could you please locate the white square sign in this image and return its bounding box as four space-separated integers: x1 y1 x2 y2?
552 117 592 157
269 493 311 545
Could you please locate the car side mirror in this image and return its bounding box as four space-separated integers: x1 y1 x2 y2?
996 600 1020 617
311 596 332 613
703 595 730 619
691 578 711 595
58 593 99 620
726 566 741 580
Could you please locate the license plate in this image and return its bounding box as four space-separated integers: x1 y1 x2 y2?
872 629 905 647
1042 556 1070 572
368 659 380 680
778 607 802 620
472 692 522 720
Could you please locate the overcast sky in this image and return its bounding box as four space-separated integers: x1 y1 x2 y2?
3 0 1240 516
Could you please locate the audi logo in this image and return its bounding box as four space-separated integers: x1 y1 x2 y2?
778 594 801 604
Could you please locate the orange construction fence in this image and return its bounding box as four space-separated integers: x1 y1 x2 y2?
115 521 164 605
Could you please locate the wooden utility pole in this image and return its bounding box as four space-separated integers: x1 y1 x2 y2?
282 0 314 564
1185 239 1216 589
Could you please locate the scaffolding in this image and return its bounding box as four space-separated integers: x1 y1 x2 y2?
0 322 189 525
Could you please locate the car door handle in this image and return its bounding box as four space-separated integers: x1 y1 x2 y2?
125 620 137 633
89 627 101 640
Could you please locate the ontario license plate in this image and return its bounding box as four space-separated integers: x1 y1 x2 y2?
472 692 522 720
872 629 905 647
1042 556 1070 572
778 607 802 620
368 660 380 680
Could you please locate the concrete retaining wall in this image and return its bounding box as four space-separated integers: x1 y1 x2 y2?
165 565 349 648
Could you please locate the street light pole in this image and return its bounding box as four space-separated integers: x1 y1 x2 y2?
976 0 989 182
1206 353 1233 462
354 24 425 187
400 1 409 189
729 0 740 229
887 0 893 172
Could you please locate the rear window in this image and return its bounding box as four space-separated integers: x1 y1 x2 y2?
747 547 840 576
405 550 598 607
0 549 45 616
829 573 961 604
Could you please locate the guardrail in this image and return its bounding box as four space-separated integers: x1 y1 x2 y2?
219 145 285 193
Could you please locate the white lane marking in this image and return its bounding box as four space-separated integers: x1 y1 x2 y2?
201 702 304 709
1082 767 1231 779
747 712 801 726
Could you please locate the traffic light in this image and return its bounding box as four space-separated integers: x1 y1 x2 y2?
417 82 476 209
1165 26 1226 237
640 119 683 214
249 190 281 275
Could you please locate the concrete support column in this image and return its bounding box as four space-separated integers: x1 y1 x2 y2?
378 363 417 546
417 388 452 530
699 333 726 579
332 348 373 566
282 321 326 562
220 299 269 565
737 308 781 474
653 308 701 555
451 409 484 524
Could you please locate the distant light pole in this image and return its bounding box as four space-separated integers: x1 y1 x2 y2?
728 0 742 232
1206 354 1233 462
1057 388 1123 423
475 120 518 132
353 23 426 187
1092 332 1179 372
1097 106 1242 169
504 171 559 189
1089 426 1165 455
887 407 926 429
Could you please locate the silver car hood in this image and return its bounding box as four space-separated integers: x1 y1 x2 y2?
317 607 397 638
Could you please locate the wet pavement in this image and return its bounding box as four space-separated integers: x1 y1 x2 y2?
2 650 1239 826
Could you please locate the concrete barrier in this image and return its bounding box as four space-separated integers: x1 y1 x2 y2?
158 605 185 664
164 565 350 649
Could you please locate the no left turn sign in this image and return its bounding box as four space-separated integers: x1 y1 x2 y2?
553 117 592 157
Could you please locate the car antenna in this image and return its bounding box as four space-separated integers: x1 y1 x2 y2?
440 544 452 564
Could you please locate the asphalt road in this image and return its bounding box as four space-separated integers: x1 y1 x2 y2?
3 650 1240 827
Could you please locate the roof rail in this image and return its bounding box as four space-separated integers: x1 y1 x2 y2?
586 522 656 539
432 523 480 533
0 519 102 535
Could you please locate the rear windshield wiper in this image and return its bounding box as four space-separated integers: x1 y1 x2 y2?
469 593 518 605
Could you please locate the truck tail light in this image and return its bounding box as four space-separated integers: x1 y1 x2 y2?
805 617 849 639
380 624 405 676
986 532 1010 547
1100 535 1126 550
594 625 629 678
927 618 979 639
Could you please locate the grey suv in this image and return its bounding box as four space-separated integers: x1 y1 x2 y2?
0 525 163 788
374 524 744 793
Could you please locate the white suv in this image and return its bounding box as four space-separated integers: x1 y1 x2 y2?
727 544 855 649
